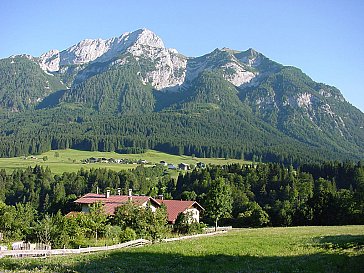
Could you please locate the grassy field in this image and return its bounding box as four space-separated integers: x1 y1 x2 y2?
0 226 363 273
0 149 251 174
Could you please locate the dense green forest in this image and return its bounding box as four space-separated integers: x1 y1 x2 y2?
1 105 361 165
0 161 363 247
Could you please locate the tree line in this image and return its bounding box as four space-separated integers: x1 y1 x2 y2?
0 160 362 241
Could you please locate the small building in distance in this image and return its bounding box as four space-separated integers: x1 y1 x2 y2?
178 163 190 171
159 160 168 166
196 162 206 168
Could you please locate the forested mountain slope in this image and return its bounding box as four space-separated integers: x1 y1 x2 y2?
0 29 363 164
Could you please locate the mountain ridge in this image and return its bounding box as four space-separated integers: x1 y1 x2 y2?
0 29 363 163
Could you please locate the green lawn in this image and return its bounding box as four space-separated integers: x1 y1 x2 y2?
0 149 251 174
0 226 363 273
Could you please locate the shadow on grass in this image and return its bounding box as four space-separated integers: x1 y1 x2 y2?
1 250 363 273
1 234 364 273
313 235 364 250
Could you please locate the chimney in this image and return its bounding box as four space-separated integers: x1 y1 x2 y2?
105 189 110 199
128 189 132 201
117 188 121 195
158 194 164 200
96 186 99 194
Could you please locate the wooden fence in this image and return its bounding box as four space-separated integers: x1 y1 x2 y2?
0 229 229 258
0 239 150 258
161 230 227 242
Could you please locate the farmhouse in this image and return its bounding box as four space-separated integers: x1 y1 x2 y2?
178 163 190 171
74 190 160 215
73 190 204 224
159 160 167 166
167 164 177 170
156 199 204 224
196 162 206 168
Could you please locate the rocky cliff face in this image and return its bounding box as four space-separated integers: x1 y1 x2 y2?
37 29 188 90
36 29 275 91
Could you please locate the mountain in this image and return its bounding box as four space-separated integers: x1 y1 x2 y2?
0 29 363 164
0 55 65 112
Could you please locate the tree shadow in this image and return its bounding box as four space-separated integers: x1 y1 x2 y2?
313 234 364 250
36 89 67 109
1 249 363 273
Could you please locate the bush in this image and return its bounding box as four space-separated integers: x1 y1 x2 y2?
237 202 270 227
119 227 137 242
113 203 168 241
105 225 123 242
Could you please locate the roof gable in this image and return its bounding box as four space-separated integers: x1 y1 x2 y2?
156 199 204 223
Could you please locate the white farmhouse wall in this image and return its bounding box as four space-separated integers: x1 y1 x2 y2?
185 208 200 223
141 201 157 212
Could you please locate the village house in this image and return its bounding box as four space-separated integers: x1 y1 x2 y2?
167 164 177 170
196 162 206 168
159 160 167 166
178 163 190 171
71 189 204 224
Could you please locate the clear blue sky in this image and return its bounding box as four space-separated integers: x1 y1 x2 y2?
1 0 363 111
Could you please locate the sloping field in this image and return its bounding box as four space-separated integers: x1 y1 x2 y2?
0 149 250 174
0 226 363 273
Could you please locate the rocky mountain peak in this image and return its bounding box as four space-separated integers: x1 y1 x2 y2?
129 28 165 49
38 29 167 73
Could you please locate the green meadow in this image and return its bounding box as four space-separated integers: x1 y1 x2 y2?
0 226 363 273
0 149 251 174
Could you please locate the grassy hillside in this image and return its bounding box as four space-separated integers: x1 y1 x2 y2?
0 149 251 174
0 226 363 273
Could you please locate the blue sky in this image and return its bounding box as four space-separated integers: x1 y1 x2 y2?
1 0 363 111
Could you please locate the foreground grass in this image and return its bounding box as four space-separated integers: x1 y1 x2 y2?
0 226 363 273
0 149 251 174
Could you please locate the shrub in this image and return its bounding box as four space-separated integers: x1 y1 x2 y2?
174 212 204 234
119 227 137 242
105 225 123 242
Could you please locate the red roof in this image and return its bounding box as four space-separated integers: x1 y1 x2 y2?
156 199 204 224
74 193 204 223
75 193 160 215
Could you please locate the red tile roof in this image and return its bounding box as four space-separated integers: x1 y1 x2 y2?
74 193 204 223
75 193 160 215
156 199 204 224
